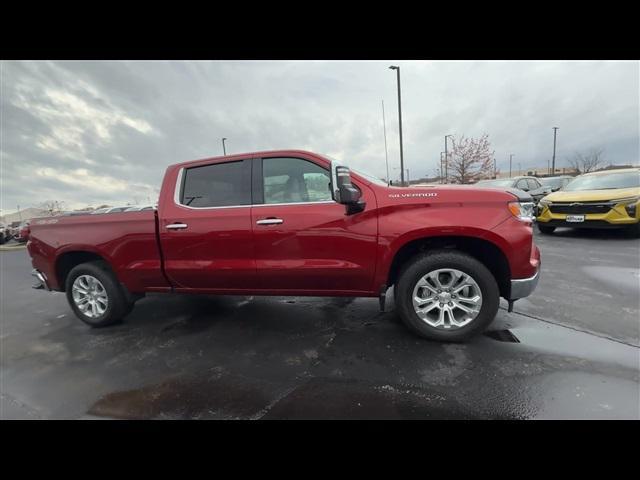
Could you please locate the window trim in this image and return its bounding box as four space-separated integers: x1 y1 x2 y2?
172 157 338 210
173 159 252 210
254 156 334 206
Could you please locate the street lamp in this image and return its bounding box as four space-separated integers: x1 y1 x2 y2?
444 135 454 183
551 127 559 175
382 100 390 185
393 166 409 185
389 66 405 186
222 137 227 156
509 154 515 178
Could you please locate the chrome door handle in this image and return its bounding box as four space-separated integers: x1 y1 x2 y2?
256 218 283 225
166 223 188 229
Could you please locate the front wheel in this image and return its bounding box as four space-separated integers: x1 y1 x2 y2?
537 224 556 235
65 261 132 327
395 250 500 342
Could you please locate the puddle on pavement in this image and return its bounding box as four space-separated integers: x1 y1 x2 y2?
484 329 521 343
87 374 280 419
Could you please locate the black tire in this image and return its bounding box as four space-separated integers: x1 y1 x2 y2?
537 224 556 235
395 250 500 342
65 261 131 327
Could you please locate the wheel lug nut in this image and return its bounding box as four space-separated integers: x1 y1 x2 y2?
439 303 444 307
448 302 453 306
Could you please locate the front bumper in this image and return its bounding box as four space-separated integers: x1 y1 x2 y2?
537 202 639 227
509 269 539 300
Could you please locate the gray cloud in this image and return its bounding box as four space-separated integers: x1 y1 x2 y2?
1 60 638 213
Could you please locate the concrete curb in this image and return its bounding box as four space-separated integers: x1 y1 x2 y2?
0 243 27 251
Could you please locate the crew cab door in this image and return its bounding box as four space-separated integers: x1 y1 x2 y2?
158 158 256 290
250 155 378 294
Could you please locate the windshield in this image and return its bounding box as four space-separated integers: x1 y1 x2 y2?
539 177 566 188
351 168 389 186
476 179 514 188
322 153 389 186
563 171 640 191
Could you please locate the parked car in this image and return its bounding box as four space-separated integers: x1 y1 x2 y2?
536 168 640 236
539 175 574 192
27 150 540 342
475 177 552 204
91 207 111 215
0 224 7 244
15 221 30 243
9 221 21 237
123 205 155 212
104 206 130 213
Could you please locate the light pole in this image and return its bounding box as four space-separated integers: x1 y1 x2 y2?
382 100 390 185
440 151 446 184
551 127 559 175
393 167 409 185
493 158 497 178
444 135 454 183
389 66 404 186
222 137 227 156
509 154 515 178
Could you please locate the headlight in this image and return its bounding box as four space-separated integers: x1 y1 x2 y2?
617 197 639 217
539 198 551 206
508 201 535 222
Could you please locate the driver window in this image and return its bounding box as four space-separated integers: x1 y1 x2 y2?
516 179 529 190
263 157 332 204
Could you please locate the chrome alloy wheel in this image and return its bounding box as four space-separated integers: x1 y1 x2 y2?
412 268 483 329
72 275 108 318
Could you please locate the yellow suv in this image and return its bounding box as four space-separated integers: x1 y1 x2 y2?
536 168 640 236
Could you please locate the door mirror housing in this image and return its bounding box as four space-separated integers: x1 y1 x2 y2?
331 162 366 215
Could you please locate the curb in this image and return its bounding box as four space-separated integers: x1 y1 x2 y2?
0 244 27 251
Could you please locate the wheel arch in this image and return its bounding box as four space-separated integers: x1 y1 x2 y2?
55 249 112 292
386 235 512 300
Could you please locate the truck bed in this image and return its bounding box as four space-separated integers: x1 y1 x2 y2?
28 211 170 292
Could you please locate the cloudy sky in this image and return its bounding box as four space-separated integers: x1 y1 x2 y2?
1 60 638 213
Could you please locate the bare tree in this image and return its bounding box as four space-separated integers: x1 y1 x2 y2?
568 148 604 174
39 200 66 216
445 134 495 184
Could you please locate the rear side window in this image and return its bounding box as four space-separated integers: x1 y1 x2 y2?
516 179 529 190
180 160 250 208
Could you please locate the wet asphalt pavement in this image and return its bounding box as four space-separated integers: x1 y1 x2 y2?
1 229 639 419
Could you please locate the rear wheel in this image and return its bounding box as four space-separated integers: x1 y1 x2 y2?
395 250 500 342
537 224 556 235
65 261 132 327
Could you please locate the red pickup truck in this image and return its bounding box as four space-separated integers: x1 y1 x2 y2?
27 150 540 342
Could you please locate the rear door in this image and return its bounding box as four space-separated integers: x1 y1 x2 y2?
159 158 256 290
250 155 378 294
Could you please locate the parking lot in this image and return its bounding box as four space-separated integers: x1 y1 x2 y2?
1 228 638 419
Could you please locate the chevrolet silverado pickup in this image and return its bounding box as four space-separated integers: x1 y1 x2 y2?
27 150 540 342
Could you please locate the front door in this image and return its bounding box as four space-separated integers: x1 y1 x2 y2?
251 155 378 294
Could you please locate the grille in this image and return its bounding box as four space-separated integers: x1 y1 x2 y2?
548 202 614 215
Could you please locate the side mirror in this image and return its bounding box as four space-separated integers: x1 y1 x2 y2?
331 162 366 215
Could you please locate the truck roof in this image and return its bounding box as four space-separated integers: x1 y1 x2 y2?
174 149 329 170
